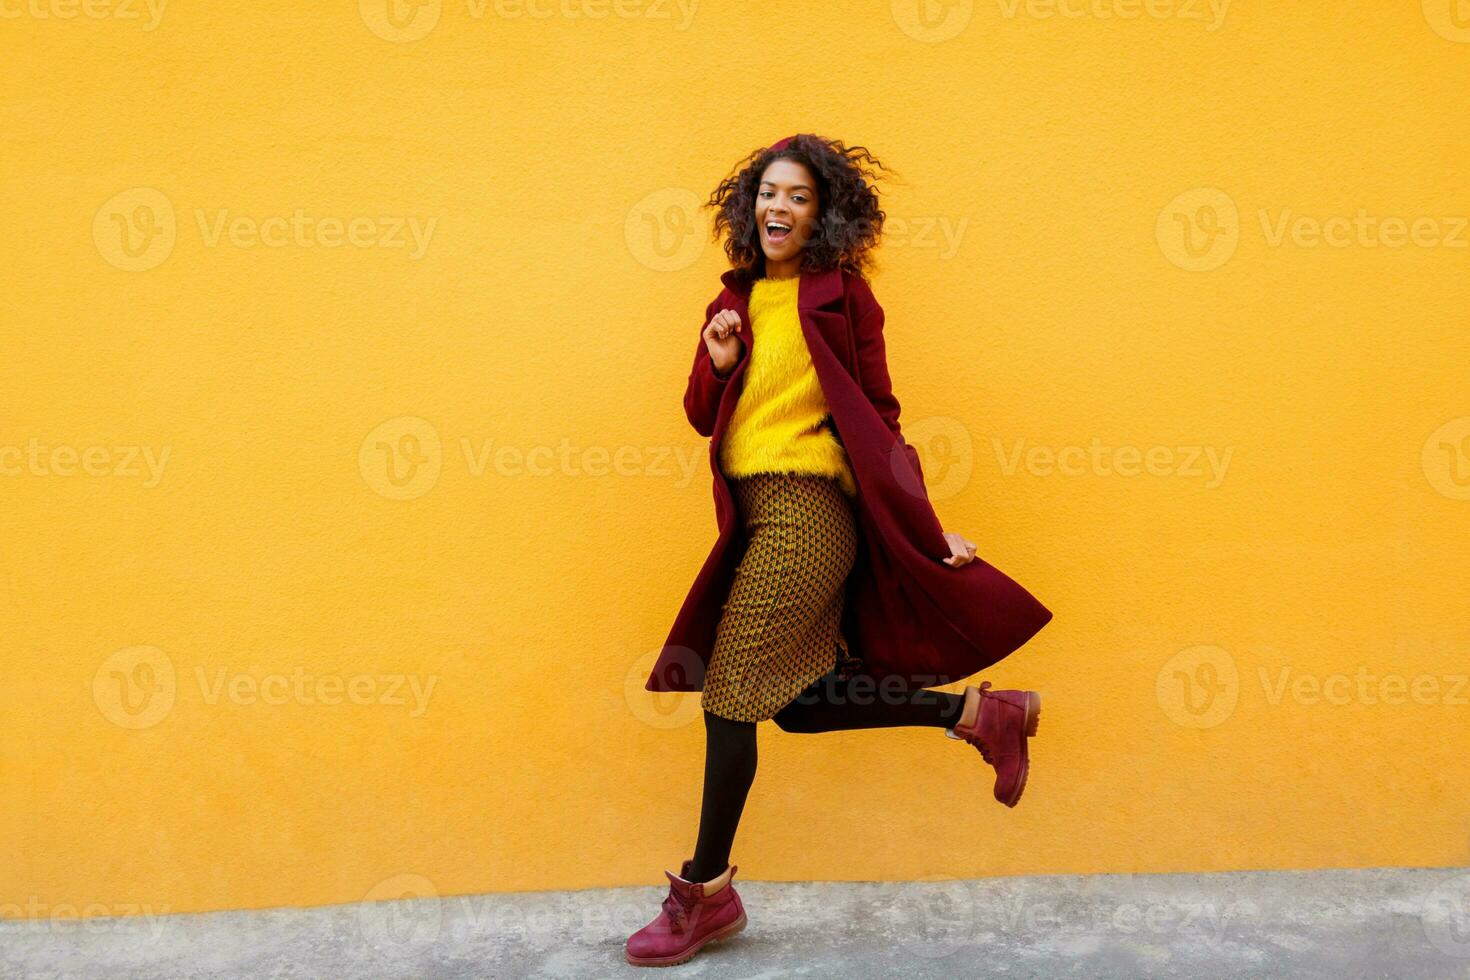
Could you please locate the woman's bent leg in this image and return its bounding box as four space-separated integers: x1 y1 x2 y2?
771 671 966 733
687 709 758 883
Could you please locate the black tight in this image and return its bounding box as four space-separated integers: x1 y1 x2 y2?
685 672 967 883
688 712 759 886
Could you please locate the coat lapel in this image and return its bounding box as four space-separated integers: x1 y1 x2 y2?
719 266 846 359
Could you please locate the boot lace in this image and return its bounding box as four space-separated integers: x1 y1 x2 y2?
662 887 700 932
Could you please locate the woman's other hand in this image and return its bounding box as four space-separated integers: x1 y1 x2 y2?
703 309 744 377
941 531 977 567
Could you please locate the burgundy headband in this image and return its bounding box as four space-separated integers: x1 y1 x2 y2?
768 134 800 151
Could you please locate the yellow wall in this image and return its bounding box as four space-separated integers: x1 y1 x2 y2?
3 0 1468 919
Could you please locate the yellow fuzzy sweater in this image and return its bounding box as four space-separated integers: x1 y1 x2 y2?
717 276 857 496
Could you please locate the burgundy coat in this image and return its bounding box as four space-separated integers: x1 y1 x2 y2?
646 265 1052 693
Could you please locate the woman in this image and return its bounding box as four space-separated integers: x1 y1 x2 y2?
626 134 1053 968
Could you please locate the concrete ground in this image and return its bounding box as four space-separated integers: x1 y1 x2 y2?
6 866 1470 978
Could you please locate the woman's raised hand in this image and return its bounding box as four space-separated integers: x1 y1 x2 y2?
703 309 744 377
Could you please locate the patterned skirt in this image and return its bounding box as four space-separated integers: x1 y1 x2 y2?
700 472 866 722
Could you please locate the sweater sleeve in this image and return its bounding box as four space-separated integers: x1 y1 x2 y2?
682 295 739 438
852 282 928 494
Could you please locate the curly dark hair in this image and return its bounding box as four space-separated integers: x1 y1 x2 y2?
704 134 894 288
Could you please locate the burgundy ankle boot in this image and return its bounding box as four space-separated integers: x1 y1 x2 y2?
624 859 747 967
947 681 1041 807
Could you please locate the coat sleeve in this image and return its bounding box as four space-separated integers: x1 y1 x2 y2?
852 281 928 493
682 294 737 438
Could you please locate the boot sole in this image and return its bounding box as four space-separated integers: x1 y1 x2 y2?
624 911 748 967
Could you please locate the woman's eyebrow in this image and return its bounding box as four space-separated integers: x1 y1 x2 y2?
760 180 815 192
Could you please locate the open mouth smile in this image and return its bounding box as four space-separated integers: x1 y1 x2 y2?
764 220 792 245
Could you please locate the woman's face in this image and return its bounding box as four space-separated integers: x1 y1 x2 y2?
755 158 820 269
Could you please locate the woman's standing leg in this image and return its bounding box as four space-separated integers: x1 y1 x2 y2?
686 709 758 884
